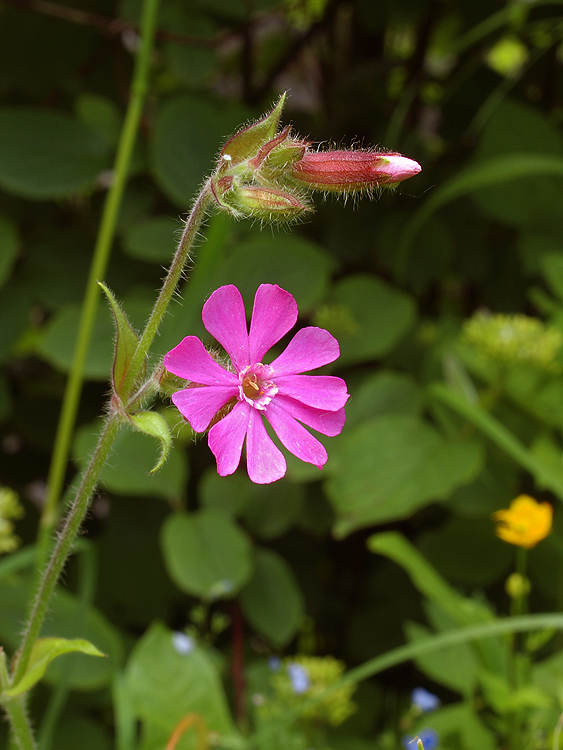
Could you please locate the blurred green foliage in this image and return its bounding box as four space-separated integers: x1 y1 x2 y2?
3 0 563 748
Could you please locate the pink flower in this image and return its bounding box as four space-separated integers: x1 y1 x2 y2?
163 284 349 484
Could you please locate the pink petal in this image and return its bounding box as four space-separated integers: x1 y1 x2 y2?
249 284 298 364
172 386 238 433
265 401 328 469
164 336 238 386
245 409 286 484
269 327 340 375
272 394 346 436
208 403 249 476
275 374 349 411
202 285 250 371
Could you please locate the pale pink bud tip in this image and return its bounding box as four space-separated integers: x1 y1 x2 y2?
290 149 421 192
381 155 422 183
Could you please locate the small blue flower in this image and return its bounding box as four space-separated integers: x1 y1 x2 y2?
402 728 439 750
172 632 195 655
411 687 441 713
269 656 281 671
287 662 310 694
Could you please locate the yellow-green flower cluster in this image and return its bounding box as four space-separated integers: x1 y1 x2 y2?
0 486 24 554
267 655 356 726
462 312 562 370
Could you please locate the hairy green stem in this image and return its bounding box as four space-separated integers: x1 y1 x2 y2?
36 0 162 570
38 542 98 750
11 178 214 703
13 415 121 685
3 699 36 750
119 182 214 401
2 651 36 750
8 4 214 742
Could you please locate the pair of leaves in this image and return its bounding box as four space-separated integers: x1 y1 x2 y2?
99 282 171 474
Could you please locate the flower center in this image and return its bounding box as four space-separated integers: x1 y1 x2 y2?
239 364 277 410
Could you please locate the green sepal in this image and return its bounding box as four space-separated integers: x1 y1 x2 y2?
262 140 308 175
127 411 172 473
99 281 143 398
219 93 286 166
3 638 105 699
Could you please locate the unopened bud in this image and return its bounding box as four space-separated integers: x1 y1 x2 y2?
291 150 421 192
228 185 310 221
506 572 531 598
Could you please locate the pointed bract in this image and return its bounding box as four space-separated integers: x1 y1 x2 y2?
99 281 143 399
220 93 286 166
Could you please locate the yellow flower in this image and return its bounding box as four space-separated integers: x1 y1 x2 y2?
492 495 553 549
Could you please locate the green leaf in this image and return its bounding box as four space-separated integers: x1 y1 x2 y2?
472 98 563 229
75 92 122 147
0 107 110 199
36 298 148 380
418 517 512 586
52 712 113 750
122 216 179 262
98 282 141 396
367 532 493 628
540 252 563 302
0 373 11 423
74 419 187 501
330 275 416 366
36 303 114 380
239 547 304 647
398 153 563 272
150 95 246 207
533 650 563 705
405 603 478 696
160 509 253 599
344 370 422 430
213 234 336 315
327 415 483 534
367 532 505 674
125 622 237 739
200 470 304 539
411 702 496 750
0 577 122 691
128 411 172 473
0 215 20 289
478 668 550 713
0 281 31 363
4 637 105 698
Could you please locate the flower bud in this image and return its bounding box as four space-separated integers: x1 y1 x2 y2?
505 572 531 598
227 185 311 221
290 150 422 192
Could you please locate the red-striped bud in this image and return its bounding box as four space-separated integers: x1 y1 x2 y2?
291 150 421 192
